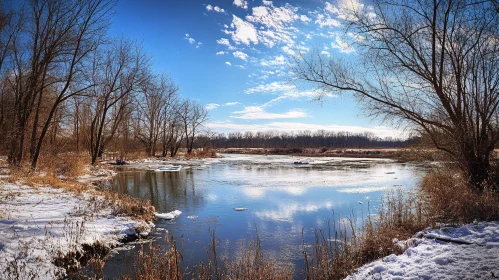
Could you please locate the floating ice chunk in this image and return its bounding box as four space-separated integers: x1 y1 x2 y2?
234 208 248 211
155 210 182 220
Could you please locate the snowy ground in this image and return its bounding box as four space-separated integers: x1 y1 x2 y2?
345 222 499 280
0 182 153 279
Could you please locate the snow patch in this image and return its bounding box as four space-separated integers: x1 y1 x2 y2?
155 210 182 220
0 183 152 279
345 222 499 279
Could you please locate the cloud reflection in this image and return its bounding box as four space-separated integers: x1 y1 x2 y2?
255 201 334 223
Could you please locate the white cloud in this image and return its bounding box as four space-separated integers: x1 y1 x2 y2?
315 13 341 27
300 15 311 23
205 103 220 110
205 122 407 138
225 61 232 66
331 36 355 53
214 6 225 13
245 81 295 94
216 51 225 55
231 106 308 119
281 45 295 56
227 15 259 45
206 4 225 13
262 0 272 6
233 50 249 60
206 102 240 110
260 55 286 66
321 50 330 56
233 0 248 9
216 38 237 50
325 0 365 21
184 33 196 44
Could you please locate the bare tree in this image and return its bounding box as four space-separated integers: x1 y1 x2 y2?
2 0 115 168
293 0 499 192
134 74 178 157
87 38 147 165
178 99 208 155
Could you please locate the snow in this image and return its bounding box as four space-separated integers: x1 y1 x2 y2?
155 210 182 220
0 183 152 279
345 222 499 280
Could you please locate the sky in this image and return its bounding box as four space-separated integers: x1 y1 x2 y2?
109 0 405 139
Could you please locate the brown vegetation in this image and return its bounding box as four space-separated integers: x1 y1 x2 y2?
218 147 446 161
122 233 292 280
0 0 211 170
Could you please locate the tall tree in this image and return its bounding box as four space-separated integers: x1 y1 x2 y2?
293 0 499 192
88 38 147 165
178 99 208 155
134 74 178 157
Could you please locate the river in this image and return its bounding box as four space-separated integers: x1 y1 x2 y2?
99 154 425 278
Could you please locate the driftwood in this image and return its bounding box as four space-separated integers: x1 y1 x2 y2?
422 234 484 246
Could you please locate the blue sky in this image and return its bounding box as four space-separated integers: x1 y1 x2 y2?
109 0 403 138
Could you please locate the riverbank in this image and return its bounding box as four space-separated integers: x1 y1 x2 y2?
0 162 155 279
216 147 445 162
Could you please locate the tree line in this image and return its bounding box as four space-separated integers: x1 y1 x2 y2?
210 131 414 149
0 0 208 168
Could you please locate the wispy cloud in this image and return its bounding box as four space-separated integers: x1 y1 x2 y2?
233 50 249 60
216 38 237 50
231 106 308 119
206 102 241 110
245 81 295 94
260 55 286 66
205 103 220 110
225 61 232 66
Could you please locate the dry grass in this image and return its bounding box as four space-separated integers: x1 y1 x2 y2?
421 168 499 224
303 190 431 280
121 232 292 280
122 239 183 280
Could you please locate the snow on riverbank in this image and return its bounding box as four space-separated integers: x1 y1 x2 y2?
0 182 153 279
345 222 499 280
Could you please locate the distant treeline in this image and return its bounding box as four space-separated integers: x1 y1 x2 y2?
210 131 418 149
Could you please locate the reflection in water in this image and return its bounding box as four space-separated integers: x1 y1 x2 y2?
112 171 205 213
103 155 425 278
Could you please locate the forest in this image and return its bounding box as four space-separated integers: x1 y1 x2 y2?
0 0 208 168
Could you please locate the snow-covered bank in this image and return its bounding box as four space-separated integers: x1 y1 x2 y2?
0 183 153 279
345 222 499 280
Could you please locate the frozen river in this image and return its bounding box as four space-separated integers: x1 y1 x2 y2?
100 154 426 277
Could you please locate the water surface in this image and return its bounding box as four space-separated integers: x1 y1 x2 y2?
102 154 424 277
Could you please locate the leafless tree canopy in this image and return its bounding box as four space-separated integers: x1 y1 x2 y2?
293 0 499 192
0 0 210 167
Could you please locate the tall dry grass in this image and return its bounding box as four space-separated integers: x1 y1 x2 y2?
121 232 292 280
421 168 499 224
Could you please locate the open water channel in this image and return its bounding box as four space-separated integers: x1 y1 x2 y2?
99 154 426 278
